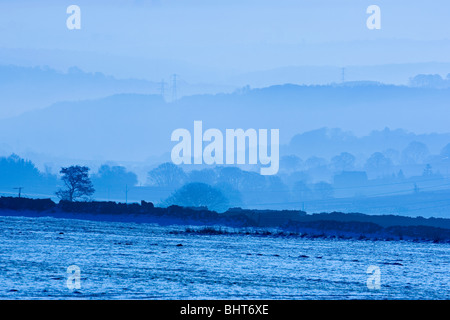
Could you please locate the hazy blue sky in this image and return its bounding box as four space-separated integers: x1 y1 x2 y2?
0 0 449 80
1 1 450 170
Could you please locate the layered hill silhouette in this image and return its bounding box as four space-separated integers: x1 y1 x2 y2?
0 65 159 118
1 83 450 161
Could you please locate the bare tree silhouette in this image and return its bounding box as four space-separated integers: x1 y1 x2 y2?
56 165 94 202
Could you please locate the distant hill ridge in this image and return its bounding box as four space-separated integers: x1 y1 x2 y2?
2 83 450 161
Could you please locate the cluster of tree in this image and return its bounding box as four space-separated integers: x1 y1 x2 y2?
45 162 330 210
0 155 139 201
146 163 338 209
146 163 284 209
287 127 450 163
2 148 450 213
281 140 450 178
91 164 138 199
74 159 450 211
0 154 57 195
164 183 229 212
409 74 450 88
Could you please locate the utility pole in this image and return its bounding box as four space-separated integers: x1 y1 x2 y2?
14 187 24 198
125 185 129 204
171 73 177 102
341 67 346 83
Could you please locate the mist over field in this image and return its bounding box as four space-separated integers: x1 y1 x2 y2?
2 80 450 217
0 0 450 301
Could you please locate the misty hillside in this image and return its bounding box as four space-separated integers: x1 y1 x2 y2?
286 127 450 159
0 65 163 118
0 64 239 118
1 83 450 161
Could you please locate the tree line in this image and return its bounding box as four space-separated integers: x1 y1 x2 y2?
1 151 449 213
